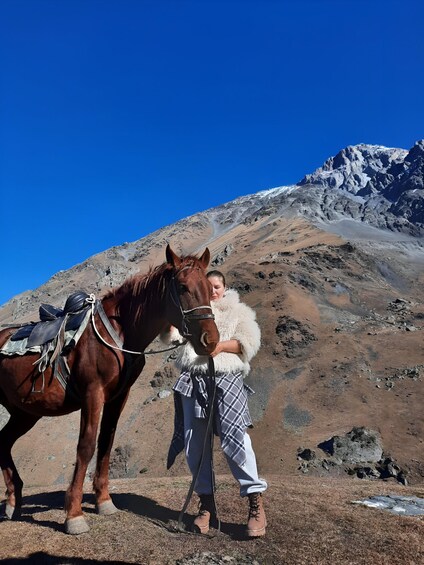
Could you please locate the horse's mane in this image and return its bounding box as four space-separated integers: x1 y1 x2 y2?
104 255 201 324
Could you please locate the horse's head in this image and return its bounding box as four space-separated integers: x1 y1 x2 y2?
165 245 219 355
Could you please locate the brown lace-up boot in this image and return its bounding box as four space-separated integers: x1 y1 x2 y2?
246 493 267 537
193 494 215 534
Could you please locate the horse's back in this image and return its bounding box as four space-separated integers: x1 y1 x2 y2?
0 327 16 352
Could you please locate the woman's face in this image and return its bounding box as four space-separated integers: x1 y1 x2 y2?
208 276 225 302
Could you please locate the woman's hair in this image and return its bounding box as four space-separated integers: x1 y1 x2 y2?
207 270 226 287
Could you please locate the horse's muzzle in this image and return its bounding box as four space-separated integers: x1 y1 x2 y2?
194 330 217 355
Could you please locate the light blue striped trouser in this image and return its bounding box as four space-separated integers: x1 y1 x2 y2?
181 394 268 497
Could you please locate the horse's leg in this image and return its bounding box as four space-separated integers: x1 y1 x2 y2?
92 391 130 516
0 410 40 520
64 391 103 535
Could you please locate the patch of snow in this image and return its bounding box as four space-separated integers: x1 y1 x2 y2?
256 184 298 199
352 495 424 516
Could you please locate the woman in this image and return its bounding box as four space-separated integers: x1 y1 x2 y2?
164 269 267 537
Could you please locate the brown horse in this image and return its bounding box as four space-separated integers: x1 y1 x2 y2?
0 245 219 534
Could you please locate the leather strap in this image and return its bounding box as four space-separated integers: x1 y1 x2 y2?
177 356 220 534
96 301 124 348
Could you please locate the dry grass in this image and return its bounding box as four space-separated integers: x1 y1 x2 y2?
1 474 424 564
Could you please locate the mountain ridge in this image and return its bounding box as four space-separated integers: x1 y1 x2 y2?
2 139 423 321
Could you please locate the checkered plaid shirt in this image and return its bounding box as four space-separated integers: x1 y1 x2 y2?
167 370 254 469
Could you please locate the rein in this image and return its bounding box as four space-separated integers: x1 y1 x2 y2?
177 356 220 535
87 269 220 531
88 295 187 356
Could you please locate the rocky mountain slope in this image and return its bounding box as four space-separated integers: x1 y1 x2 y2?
1 139 424 496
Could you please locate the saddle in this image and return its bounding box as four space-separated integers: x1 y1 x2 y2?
11 291 92 347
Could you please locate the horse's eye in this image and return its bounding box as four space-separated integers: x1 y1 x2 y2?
178 284 188 294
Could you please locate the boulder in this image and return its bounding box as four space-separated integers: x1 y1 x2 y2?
319 426 383 464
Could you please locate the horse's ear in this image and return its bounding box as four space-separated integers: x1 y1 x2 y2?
198 248 210 269
166 244 182 268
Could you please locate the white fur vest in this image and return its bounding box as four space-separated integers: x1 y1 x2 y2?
163 289 261 375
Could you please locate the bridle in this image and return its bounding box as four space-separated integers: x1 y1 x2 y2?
168 265 215 338
88 264 215 356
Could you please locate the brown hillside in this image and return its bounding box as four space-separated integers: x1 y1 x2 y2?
3 217 424 487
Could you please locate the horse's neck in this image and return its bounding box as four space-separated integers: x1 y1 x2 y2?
132 307 166 350
108 275 168 350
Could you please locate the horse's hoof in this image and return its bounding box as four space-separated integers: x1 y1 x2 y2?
1 503 21 521
6 503 19 520
65 516 90 535
96 499 119 516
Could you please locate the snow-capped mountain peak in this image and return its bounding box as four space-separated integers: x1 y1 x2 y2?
298 143 409 195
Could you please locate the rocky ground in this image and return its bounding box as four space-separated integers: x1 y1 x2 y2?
2 474 424 564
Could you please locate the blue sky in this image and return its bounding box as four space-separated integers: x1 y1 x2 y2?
1 0 423 306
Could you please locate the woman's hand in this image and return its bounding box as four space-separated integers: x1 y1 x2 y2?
210 339 241 358
210 342 224 358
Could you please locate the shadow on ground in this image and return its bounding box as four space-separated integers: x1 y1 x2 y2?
114 492 248 540
1 554 134 565
3 489 247 540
